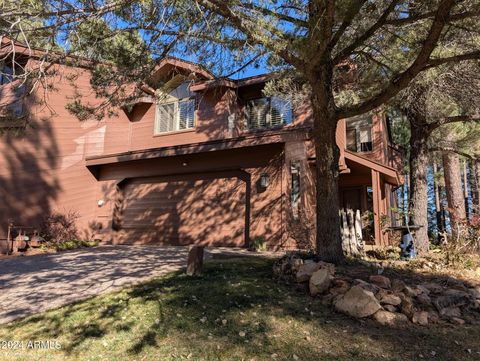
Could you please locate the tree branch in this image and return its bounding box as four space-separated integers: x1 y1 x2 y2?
337 0 457 119
333 0 399 64
429 147 478 160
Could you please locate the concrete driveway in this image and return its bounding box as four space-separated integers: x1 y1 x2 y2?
0 246 194 324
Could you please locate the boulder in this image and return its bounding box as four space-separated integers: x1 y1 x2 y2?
369 275 391 289
439 306 461 318
380 293 402 306
334 286 382 318
412 311 429 326
296 262 321 282
373 310 408 326
309 269 331 296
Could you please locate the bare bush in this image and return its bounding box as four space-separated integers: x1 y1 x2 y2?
40 210 80 243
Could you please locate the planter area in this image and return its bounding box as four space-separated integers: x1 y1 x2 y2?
273 254 480 327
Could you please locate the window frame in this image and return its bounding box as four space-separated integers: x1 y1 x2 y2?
154 97 196 136
346 120 373 153
246 96 293 131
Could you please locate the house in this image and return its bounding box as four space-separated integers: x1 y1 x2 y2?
0 39 403 252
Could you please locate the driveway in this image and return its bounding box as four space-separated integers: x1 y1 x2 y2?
0 245 244 324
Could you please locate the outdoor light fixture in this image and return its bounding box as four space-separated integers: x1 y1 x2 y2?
182 161 188 167
260 173 270 188
97 199 105 207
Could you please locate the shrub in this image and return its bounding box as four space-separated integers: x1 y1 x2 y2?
250 236 267 252
40 210 80 243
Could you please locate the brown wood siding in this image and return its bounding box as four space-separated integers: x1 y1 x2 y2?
0 60 119 238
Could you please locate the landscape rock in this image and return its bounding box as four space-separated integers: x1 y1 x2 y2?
369 275 391 289
353 279 380 294
416 293 432 306
416 285 430 295
421 282 444 294
383 305 398 312
380 293 402 306
317 261 336 276
309 269 331 296
296 262 321 282
439 306 462 318
434 289 471 311
412 311 429 326
329 284 350 296
334 286 382 318
468 286 480 299
391 279 406 293
373 310 408 326
404 285 421 297
428 311 440 324
399 295 416 319
273 254 304 278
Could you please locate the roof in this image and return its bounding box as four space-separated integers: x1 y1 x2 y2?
344 150 402 186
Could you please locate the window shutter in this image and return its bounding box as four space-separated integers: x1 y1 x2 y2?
156 102 175 133
178 99 195 129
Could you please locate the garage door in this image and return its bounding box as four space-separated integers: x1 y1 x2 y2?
117 175 246 246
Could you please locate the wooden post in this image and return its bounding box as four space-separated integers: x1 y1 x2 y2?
371 169 382 246
186 245 204 276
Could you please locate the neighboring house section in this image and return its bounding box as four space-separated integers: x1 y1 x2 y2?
0 39 403 252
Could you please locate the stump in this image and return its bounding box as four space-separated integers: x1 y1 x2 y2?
186 245 204 276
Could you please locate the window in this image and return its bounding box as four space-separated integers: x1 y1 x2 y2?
291 161 301 219
346 128 357 152
346 117 373 153
246 97 292 130
155 98 195 134
359 126 373 152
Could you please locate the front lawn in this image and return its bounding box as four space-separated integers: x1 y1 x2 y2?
0 257 479 361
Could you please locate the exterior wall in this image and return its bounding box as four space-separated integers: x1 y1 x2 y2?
0 59 126 242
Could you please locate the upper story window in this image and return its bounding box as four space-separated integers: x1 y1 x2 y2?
346 117 373 152
154 98 195 134
246 97 293 130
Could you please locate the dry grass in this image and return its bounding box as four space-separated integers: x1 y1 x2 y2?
0 257 479 361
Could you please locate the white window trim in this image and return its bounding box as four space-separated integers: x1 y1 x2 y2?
154 97 196 135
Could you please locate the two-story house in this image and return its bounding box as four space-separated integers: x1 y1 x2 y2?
0 38 403 252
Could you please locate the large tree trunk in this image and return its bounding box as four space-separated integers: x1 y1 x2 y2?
442 151 466 240
407 118 430 253
309 67 344 264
